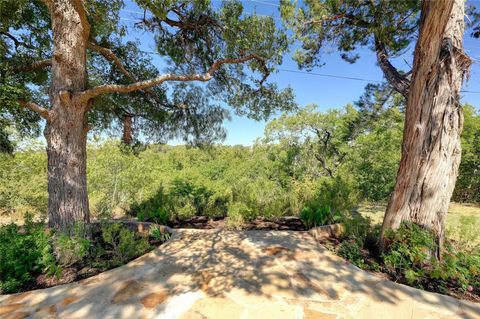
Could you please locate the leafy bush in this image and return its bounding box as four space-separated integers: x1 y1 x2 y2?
133 186 172 224
170 179 214 218
54 226 91 267
435 246 480 291
300 204 340 229
0 216 57 293
315 176 359 214
341 214 380 254
226 202 253 230
341 214 371 244
338 240 366 268
149 225 171 242
98 222 150 266
138 207 170 225
382 222 437 284
133 180 228 222
382 222 480 291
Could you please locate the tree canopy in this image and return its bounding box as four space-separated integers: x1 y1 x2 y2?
0 0 295 150
280 0 420 96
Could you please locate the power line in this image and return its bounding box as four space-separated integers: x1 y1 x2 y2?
119 10 282 22
250 0 281 7
130 49 480 92
277 68 383 83
277 69 480 94
109 23 480 93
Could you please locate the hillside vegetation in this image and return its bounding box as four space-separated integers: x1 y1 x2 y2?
1 103 478 230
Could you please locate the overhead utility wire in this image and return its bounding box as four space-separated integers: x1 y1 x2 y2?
117 14 480 93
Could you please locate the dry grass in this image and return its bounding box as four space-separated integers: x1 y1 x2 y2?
358 202 480 245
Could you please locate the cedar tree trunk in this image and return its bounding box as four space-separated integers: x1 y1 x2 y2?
380 0 471 255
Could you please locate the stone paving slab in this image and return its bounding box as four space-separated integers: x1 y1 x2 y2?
0 229 479 319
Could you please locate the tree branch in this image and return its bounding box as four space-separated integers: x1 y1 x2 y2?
0 32 34 49
79 54 267 102
18 100 50 119
87 42 136 82
375 38 410 97
15 59 52 72
71 0 90 40
86 42 178 108
138 10 224 32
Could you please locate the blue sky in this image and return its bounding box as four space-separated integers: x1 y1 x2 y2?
121 0 480 145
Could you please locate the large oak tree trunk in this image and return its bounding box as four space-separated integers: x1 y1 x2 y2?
45 0 91 231
380 0 471 254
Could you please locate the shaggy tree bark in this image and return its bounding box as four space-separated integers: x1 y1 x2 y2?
380 0 471 255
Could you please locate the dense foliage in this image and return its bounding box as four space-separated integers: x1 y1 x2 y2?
333 220 480 299
454 105 480 202
0 219 164 294
0 215 57 293
1 100 478 224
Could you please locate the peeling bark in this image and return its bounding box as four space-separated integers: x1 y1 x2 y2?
380 0 471 255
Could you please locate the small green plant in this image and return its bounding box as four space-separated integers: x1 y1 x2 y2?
99 222 151 266
338 240 366 269
54 233 90 267
226 202 253 230
341 214 371 244
382 222 437 281
300 204 340 229
138 207 170 225
382 222 480 291
149 225 171 242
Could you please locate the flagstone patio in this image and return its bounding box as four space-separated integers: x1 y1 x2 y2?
0 229 479 319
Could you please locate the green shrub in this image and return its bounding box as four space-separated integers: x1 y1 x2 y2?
382 222 437 282
138 207 170 225
338 240 366 269
300 204 340 229
434 245 480 291
132 186 172 223
149 225 171 242
381 222 480 291
315 175 359 214
205 192 230 218
54 230 90 267
341 214 371 243
0 216 58 293
170 179 213 218
99 222 151 266
226 202 253 230
341 214 380 255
